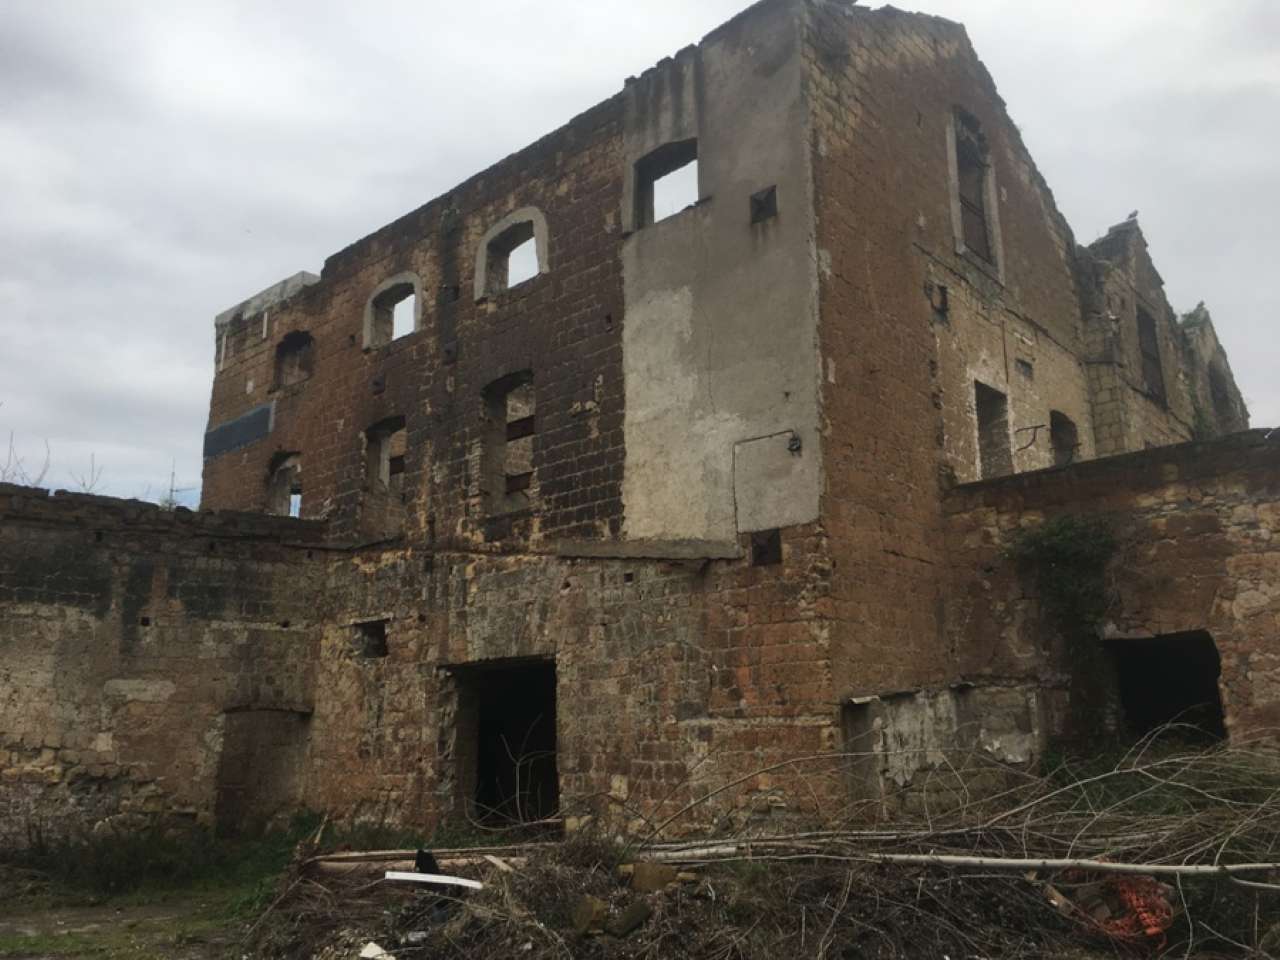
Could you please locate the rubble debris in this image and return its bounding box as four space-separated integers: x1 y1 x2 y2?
570 895 608 935
606 901 653 938
628 861 678 892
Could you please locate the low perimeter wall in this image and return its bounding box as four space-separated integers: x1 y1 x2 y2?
943 430 1280 739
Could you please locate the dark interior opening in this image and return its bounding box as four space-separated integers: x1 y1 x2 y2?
1112 630 1226 740
456 660 559 824
353 619 389 659
751 528 782 567
975 381 1012 479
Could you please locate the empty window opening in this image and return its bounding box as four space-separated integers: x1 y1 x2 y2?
954 111 993 263
751 528 782 567
353 619 389 659
1136 306 1166 404
507 235 539 288
1050 411 1079 468
267 453 302 517
214 708 311 837
367 279 418 348
750 185 778 224
975 382 1012 479
1111 631 1225 741
365 416 408 494
635 139 698 228
1015 358 1034 380
1209 364 1233 426
454 660 559 824
482 372 536 515
273 331 314 389
484 220 539 296
392 297 414 340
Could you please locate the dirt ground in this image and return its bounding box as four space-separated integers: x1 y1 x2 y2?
0 896 241 959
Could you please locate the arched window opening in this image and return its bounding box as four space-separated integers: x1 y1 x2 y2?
475 207 548 301
365 275 419 348
273 331 314 389
267 452 302 517
1049 411 1079 468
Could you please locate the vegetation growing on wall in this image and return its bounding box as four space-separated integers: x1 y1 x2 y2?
1008 514 1118 638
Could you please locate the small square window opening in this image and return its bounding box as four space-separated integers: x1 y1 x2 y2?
750 186 778 224
353 619 389 659
751 528 783 567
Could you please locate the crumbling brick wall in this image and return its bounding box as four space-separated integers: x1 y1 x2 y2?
203 96 627 550
306 521 840 835
802 3 1098 707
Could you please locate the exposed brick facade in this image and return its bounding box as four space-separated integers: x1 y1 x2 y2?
1 0 1265 847
204 97 627 547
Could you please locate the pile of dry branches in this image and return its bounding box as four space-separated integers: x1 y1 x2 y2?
248 731 1280 958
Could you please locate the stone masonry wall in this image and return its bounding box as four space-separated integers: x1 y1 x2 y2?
0 485 327 848
0 483 847 845
943 431 1280 739
306 521 839 836
802 4 1096 705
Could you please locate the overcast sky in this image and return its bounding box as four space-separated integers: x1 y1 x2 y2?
1 0 1275 503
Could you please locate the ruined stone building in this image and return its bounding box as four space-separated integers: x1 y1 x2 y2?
2 0 1273 846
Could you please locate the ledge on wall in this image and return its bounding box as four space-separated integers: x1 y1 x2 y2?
0 483 329 543
942 429 1280 512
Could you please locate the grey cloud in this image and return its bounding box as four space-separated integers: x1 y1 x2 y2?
0 0 1275 505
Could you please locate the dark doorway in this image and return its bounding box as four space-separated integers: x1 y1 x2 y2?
455 660 559 824
1111 631 1226 740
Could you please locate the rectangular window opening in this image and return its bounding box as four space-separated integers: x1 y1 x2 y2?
635 139 698 228
954 112 993 263
353 619 389 659
975 382 1012 479
751 528 783 567
483 372 536 516
273 331 314 389
506 236 539 288
1137 306 1166 405
365 416 408 493
392 296 415 340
